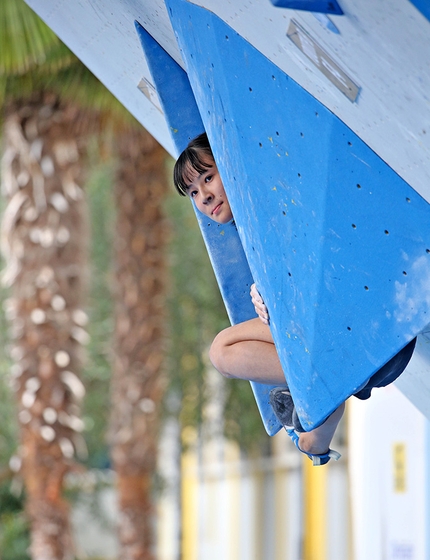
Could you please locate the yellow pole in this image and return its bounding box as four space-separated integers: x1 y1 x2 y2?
181 429 199 560
303 457 328 560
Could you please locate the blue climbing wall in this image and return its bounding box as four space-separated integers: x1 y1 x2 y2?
135 22 282 435
163 0 430 430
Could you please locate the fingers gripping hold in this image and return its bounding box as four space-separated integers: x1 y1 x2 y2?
250 283 270 325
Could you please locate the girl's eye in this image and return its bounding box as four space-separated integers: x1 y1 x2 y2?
190 190 198 198
205 174 213 183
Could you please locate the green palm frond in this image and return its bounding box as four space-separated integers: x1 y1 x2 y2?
52 66 136 126
0 0 68 76
1 0 136 129
5 62 136 129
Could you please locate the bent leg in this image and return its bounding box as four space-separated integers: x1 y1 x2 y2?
209 318 287 385
270 387 345 456
298 403 345 456
211 319 344 457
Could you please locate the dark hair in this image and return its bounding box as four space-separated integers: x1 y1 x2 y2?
173 132 215 196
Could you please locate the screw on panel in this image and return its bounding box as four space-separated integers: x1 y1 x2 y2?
352 224 357 229
357 184 361 189
426 249 430 254
348 141 352 146
406 197 411 203
249 87 252 91
364 286 369 290
384 230 389 235
347 326 352 331
403 271 407 276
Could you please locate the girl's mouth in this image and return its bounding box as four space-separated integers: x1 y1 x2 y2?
212 202 223 215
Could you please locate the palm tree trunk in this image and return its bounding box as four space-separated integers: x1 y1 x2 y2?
1 92 89 560
110 127 168 560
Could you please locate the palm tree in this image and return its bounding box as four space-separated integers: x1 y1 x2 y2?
109 127 168 559
1 92 90 560
1 7 95 558
1 2 169 558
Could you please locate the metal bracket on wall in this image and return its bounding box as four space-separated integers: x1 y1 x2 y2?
287 19 360 102
137 77 164 114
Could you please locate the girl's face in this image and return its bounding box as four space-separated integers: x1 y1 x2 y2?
185 159 233 224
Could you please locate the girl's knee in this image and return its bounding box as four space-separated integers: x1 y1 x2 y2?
209 329 234 379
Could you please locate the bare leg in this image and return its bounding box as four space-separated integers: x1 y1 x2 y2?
298 403 345 455
209 318 287 385
210 318 344 456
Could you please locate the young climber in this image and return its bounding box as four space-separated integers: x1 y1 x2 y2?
173 132 416 466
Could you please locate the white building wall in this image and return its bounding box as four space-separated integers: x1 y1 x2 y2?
349 385 430 560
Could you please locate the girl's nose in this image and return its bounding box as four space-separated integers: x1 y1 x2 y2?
202 189 213 204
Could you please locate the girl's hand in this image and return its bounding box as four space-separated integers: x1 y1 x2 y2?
250 283 270 325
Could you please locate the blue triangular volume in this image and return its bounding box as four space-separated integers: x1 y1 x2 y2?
166 0 430 430
134 21 204 154
270 0 343 15
134 19 282 435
